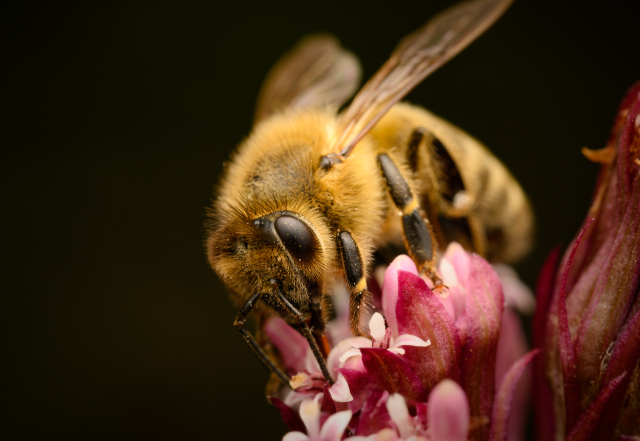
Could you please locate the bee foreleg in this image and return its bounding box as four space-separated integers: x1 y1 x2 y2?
270 281 334 385
377 153 443 287
234 292 291 386
336 231 373 337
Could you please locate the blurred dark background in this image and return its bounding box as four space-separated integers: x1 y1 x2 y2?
2 1 639 439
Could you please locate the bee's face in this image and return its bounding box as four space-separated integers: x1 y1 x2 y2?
206 209 328 315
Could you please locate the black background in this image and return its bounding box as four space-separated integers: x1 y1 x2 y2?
3 1 639 440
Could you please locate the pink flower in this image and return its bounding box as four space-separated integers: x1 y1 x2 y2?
533 82 640 440
271 244 538 441
283 396 352 441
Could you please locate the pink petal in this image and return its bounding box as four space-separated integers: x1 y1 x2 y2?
427 379 469 441
269 396 306 434
318 410 353 441
558 220 594 432
574 181 640 398
356 389 394 436
442 242 470 285
283 432 309 441
439 257 459 287
489 349 539 441
382 255 418 338
532 247 560 441
566 373 627 441
493 264 536 315
322 383 337 415
336 368 371 413
494 309 530 441
590 305 640 440
327 337 371 374
460 254 503 441
264 317 318 374
396 270 460 389
360 347 428 402
393 334 431 348
386 393 415 439
299 399 321 438
329 373 354 403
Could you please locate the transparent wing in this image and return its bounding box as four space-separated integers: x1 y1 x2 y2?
253 35 361 125
332 0 512 158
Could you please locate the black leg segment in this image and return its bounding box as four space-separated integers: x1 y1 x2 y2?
270 280 334 384
378 153 439 282
234 292 291 386
337 231 372 336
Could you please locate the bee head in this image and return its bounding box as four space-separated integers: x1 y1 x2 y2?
206 205 333 319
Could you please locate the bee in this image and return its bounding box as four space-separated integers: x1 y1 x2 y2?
205 0 532 385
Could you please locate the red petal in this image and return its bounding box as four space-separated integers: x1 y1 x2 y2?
590 305 640 440
269 396 306 434
533 246 561 349
575 182 640 398
360 347 428 402
336 368 370 413
322 383 337 415
557 221 595 433
489 349 539 441
396 270 460 388
460 255 504 441
532 247 560 441
355 388 394 436
566 373 627 441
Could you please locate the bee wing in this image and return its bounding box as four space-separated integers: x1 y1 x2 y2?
332 0 512 158
253 35 362 125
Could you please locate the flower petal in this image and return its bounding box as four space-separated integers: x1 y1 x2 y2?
336 368 371 413
283 432 309 441
591 305 640 439
329 373 354 403
558 220 595 431
493 264 536 315
322 383 337 415
574 180 640 400
460 254 504 441
386 393 415 440
360 347 428 402
356 389 394 436
494 309 530 441
327 337 371 374
566 373 627 441
265 317 318 374
392 334 431 348
340 348 364 363
318 410 353 441
489 349 539 441
396 270 460 389
369 313 387 342
427 379 469 441
382 255 418 337
299 399 321 439
442 242 471 285
270 396 306 434
532 247 561 441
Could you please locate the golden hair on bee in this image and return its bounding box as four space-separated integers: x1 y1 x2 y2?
204 0 531 386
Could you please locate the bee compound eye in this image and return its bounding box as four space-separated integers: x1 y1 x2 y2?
274 215 316 261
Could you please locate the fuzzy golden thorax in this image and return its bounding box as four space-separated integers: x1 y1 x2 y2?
205 108 386 325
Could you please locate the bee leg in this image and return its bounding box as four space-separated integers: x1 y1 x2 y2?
234 292 291 386
271 281 334 385
336 231 372 336
377 153 443 287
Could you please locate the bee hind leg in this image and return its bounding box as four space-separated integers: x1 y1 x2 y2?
234 292 291 386
336 231 373 337
377 153 444 288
